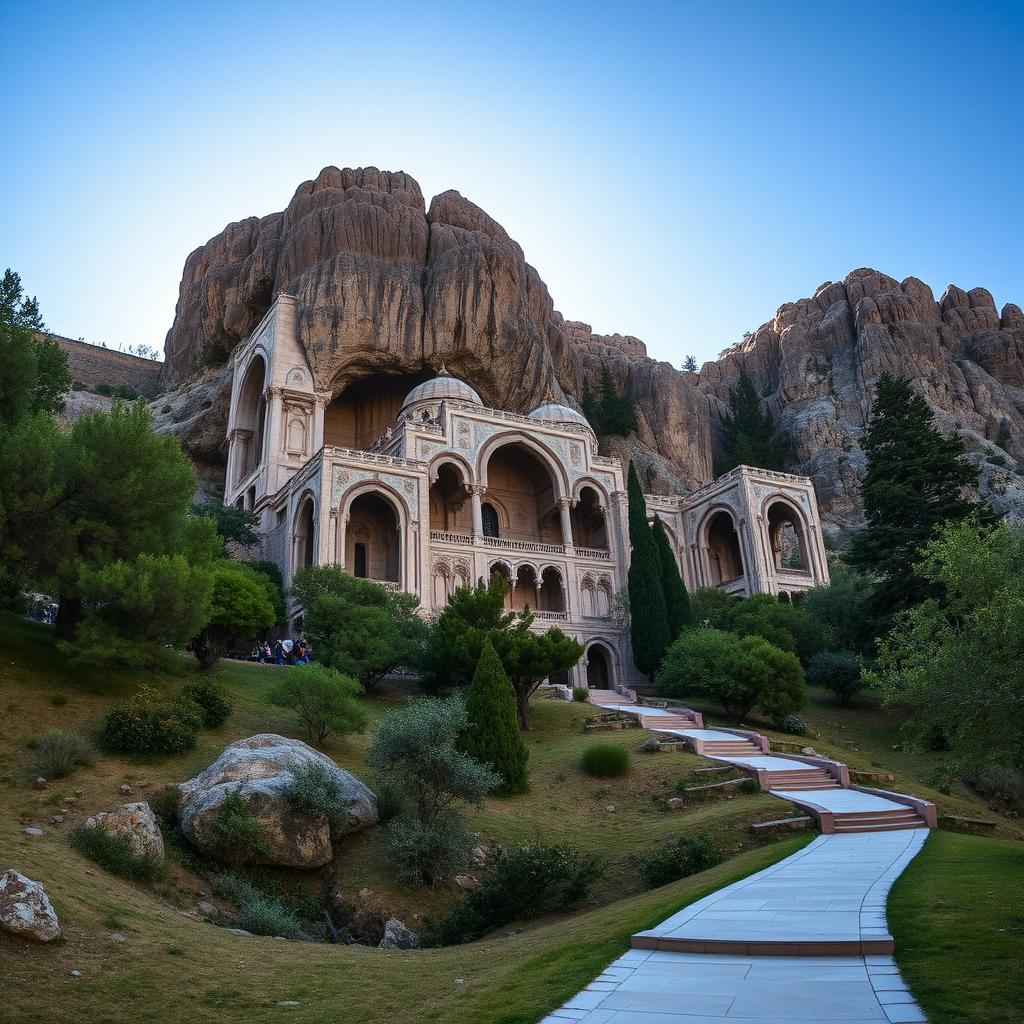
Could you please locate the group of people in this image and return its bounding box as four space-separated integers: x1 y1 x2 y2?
253 638 313 666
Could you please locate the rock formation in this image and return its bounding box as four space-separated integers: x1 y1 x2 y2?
0 870 61 942
84 802 165 863
177 734 377 868
158 167 1023 533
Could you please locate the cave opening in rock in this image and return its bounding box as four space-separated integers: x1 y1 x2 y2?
324 372 433 450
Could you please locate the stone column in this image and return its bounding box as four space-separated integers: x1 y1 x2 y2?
558 497 576 554
337 511 350 570
469 485 485 543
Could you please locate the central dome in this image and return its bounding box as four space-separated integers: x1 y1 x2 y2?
400 366 483 411
528 401 592 430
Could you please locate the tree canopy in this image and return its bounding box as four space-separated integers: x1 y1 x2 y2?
715 369 785 475
626 462 670 678
581 364 638 438
849 372 982 624
191 560 277 669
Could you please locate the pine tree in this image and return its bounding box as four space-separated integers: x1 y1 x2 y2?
460 637 529 795
848 372 982 621
580 378 600 432
626 462 670 678
651 516 692 641
683 355 698 373
716 369 785 474
597 363 638 437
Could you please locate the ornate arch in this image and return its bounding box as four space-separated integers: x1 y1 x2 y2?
428 451 475 486
475 431 571 498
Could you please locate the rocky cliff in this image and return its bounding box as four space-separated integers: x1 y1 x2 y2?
159 166 1023 534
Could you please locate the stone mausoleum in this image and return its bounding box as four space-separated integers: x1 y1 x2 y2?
224 295 830 689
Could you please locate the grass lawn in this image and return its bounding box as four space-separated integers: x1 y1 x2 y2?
889 830 1024 1024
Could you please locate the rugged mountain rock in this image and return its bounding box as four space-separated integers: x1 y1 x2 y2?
158 167 1022 533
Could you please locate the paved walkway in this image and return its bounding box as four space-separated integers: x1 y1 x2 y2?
541 697 932 1022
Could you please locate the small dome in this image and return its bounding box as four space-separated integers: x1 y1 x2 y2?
528 402 592 429
400 366 482 411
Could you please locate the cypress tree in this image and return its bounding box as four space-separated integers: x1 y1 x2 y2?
651 515 692 641
716 369 785 474
626 462 671 678
580 378 600 432
849 372 983 621
460 637 529 795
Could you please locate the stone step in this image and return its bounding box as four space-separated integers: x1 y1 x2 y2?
832 820 927 833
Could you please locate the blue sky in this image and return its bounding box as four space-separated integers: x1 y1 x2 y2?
2 0 1021 366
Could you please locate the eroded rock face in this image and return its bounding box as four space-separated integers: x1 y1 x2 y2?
84 802 164 863
0 870 61 942
177 734 377 869
158 167 1023 530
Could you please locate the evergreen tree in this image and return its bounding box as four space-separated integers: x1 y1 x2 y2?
626 462 670 677
580 379 599 432
849 372 982 621
716 369 785 474
651 516 692 641
683 355 698 373
460 638 529 795
595 363 638 437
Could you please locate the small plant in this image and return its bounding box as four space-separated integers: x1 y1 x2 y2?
32 729 97 778
100 685 203 755
94 382 113 396
805 649 865 707
427 843 600 945
202 788 270 866
180 677 233 728
639 737 662 753
69 825 163 882
161 404 172 414
638 834 721 888
375 783 405 824
571 687 590 703
212 872 301 938
385 812 472 889
268 664 368 744
282 760 351 831
50 693 68 707
580 742 631 778
773 714 808 736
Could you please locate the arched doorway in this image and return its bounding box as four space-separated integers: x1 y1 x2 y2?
570 486 608 550
429 463 471 534
704 510 745 586
482 443 562 545
766 500 810 572
235 355 267 485
538 566 565 612
513 564 539 612
585 643 613 690
346 492 401 585
292 495 316 575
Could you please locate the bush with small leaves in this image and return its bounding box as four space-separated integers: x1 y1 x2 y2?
281 760 353 831
805 650 866 707
212 872 301 938
180 677 233 728
268 664 367 744
201 788 270 866
580 742 631 778
638 834 721 889
32 729 97 778
572 687 590 703
638 737 663 753
428 842 601 945
773 714 808 736
384 812 473 889
100 688 203 755
69 824 163 882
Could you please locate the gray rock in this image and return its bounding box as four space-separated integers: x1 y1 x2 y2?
379 916 419 950
196 901 218 919
0 870 61 942
84 802 164 863
32 777 47 790
70 970 82 978
226 928 254 937
110 932 127 943
177 735 377 869
22 827 43 837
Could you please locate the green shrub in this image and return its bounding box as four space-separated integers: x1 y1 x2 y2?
100 686 203 755
638 834 721 888
805 649 865 707
202 788 270 866
282 760 352 830
572 687 590 703
773 714 807 735
161 404 172 414
580 742 631 777
268 664 368 744
114 384 139 400
212 872 301 938
180 677 233 728
375 783 405 824
50 693 68 707
384 812 472 889
69 824 162 882
428 843 600 945
970 765 1024 813
94 382 113 396
639 737 662 753
32 729 97 778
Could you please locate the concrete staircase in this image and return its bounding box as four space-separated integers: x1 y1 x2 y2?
701 736 762 757
761 767 841 791
831 807 929 833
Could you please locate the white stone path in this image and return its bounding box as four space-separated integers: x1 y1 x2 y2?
539 702 931 1022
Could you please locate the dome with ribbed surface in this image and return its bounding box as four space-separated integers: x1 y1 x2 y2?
400 367 482 411
527 402 593 430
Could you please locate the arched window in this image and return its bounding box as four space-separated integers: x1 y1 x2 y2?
482 503 500 538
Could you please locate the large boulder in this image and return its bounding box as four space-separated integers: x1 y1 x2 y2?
177 734 377 868
0 870 61 942
379 916 420 950
84 802 164 863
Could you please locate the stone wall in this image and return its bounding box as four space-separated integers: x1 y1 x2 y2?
49 334 163 397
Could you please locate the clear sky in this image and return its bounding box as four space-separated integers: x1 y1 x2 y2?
2 0 1021 367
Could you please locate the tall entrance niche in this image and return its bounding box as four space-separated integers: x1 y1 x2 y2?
429 463 471 534
766 499 810 572
235 355 267 485
346 491 401 585
703 509 745 586
482 442 561 544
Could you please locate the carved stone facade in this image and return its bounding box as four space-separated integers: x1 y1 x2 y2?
225 295 830 689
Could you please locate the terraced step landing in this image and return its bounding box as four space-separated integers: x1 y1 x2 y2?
832 809 928 833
